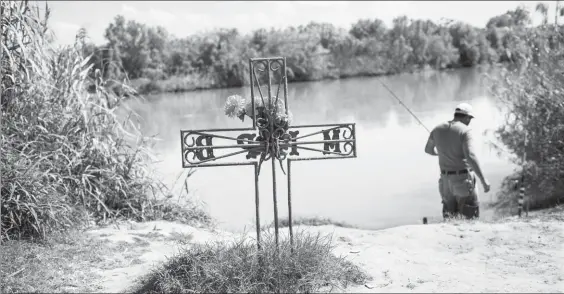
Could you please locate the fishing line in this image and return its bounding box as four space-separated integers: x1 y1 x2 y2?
378 79 432 134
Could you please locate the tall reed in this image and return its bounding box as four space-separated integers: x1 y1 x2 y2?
1 0 209 241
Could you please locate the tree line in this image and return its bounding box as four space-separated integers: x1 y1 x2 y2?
80 3 564 94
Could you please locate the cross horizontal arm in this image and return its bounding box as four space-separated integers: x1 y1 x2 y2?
295 144 354 156
289 123 355 129
182 127 255 133
182 161 257 168
289 155 355 162
183 146 264 165
181 129 263 167
288 123 355 141
282 139 355 146
282 123 357 160
183 139 354 150
182 131 257 144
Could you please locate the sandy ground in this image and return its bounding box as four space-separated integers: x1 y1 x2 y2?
308 216 564 293
87 210 564 293
85 221 234 293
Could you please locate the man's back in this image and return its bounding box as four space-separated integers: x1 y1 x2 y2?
431 121 472 171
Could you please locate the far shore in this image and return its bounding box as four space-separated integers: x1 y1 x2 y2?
128 63 488 97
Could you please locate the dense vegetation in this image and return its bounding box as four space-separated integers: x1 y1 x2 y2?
0 0 210 241
486 15 564 212
82 3 562 95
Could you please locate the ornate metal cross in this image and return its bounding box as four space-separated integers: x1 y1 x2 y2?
180 57 357 249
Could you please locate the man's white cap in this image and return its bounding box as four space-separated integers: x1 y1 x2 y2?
454 103 474 118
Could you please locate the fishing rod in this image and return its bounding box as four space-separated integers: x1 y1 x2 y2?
378 79 431 134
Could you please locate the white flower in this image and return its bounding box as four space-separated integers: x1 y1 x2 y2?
224 95 245 118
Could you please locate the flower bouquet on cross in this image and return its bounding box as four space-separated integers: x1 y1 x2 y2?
224 94 294 174
224 94 293 129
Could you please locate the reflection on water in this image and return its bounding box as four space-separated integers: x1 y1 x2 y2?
128 67 516 232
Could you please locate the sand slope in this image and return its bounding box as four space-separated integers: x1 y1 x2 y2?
87 211 564 293
306 215 564 293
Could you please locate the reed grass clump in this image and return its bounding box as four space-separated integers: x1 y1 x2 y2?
0 0 210 241
134 230 371 293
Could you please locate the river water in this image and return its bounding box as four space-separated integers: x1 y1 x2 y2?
128 67 517 232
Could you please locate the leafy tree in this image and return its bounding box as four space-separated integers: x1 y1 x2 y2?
349 19 387 40
486 6 531 28
449 22 481 66
103 15 169 80
427 34 459 69
536 2 549 25
387 35 413 73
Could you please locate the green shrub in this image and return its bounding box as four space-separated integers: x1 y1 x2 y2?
134 230 371 293
486 25 564 213
0 0 209 241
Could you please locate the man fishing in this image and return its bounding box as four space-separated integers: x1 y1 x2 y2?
424 103 490 220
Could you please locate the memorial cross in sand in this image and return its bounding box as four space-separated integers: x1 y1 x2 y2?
180 57 357 249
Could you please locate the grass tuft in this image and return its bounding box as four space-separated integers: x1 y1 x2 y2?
134 230 371 293
0 229 123 293
267 216 358 230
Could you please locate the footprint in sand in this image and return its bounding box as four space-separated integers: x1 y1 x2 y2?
338 236 351 243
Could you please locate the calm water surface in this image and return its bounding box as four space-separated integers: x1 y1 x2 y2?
128 68 517 232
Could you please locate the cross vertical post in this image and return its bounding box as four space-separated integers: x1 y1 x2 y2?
266 59 280 247
287 160 293 251
180 57 357 251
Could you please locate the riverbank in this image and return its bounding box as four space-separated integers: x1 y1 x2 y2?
2 206 561 293
130 63 474 96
